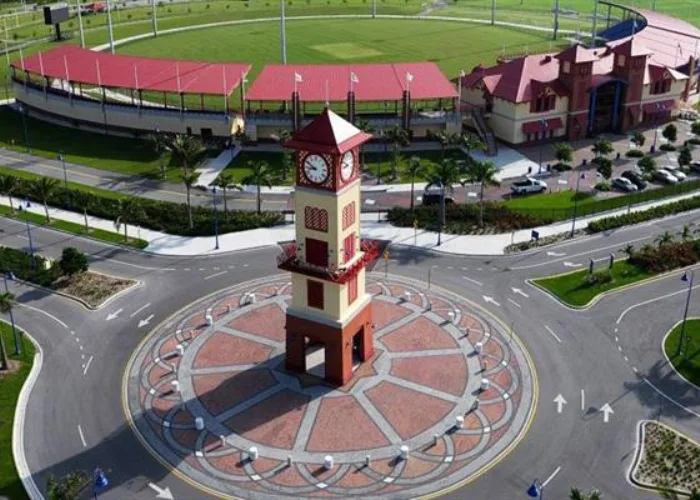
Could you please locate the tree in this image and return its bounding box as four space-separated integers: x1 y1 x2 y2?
569 488 602 500
630 130 646 149
637 155 656 175
692 121 700 136
72 191 91 232
271 129 293 182
679 146 692 167
554 142 573 167
681 224 693 241
59 247 89 276
655 230 675 247
0 174 19 213
426 158 462 224
180 169 201 230
620 243 635 259
596 157 613 180
357 120 374 171
433 130 459 160
115 197 144 242
46 470 89 500
465 159 498 227
147 131 170 179
241 160 273 214
0 291 12 371
385 125 411 180
404 155 426 212
166 134 205 170
660 487 700 500
29 177 60 222
211 171 241 216
592 138 614 159
460 132 485 160
663 123 678 144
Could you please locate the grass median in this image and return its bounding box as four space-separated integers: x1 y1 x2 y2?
664 319 700 387
533 260 650 307
0 322 35 500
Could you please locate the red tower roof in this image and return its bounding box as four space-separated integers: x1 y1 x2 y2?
284 109 372 155
555 44 600 64
608 37 654 57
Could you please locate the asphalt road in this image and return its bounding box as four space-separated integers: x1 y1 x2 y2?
4 209 700 499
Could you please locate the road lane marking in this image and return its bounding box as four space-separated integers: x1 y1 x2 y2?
553 394 567 413
17 304 68 328
617 280 700 324
581 389 585 411
83 356 93 376
545 325 562 343
77 425 87 447
130 303 151 318
542 466 561 488
204 270 228 281
462 276 483 286
102 259 175 272
507 298 521 308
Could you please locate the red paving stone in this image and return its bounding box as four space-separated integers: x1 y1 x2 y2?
334 469 377 488
481 400 507 425
480 386 501 401
194 332 272 368
464 413 482 430
251 457 282 475
488 425 509 448
381 317 457 352
369 457 396 476
183 312 207 330
483 340 504 359
459 315 483 331
173 409 194 425
184 455 205 472
225 390 310 450
366 381 454 440
226 303 287 342
306 396 390 452
147 364 172 387
267 465 309 487
390 354 467 396
452 433 482 455
159 336 180 358
401 456 441 478
371 300 411 331
147 419 164 442
424 438 447 456
208 452 248 476
151 397 177 418
491 368 513 392
194 370 277 416
173 429 199 449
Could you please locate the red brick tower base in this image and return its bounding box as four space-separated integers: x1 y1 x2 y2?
285 303 374 386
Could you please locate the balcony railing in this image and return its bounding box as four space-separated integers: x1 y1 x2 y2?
277 240 379 284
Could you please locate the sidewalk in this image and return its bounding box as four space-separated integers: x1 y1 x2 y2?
5 187 700 256
195 147 240 188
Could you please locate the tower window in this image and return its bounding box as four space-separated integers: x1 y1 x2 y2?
305 238 329 267
307 280 324 309
342 202 356 230
562 61 571 74
343 234 356 263
304 206 328 232
348 275 358 305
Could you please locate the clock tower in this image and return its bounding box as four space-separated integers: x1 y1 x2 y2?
278 109 376 386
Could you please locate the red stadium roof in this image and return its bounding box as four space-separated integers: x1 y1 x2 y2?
13 45 251 96
245 63 457 102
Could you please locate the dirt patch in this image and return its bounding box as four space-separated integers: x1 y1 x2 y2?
0 359 21 377
53 271 135 308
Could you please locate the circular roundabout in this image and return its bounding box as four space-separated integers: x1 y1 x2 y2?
124 273 536 499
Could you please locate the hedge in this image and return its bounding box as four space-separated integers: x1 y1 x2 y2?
0 246 60 287
588 195 700 232
0 174 284 236
630 240 700 274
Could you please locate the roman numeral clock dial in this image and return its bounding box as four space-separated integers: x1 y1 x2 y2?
303 154 330 184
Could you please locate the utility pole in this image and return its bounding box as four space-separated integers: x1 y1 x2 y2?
152 0 158 36
106 0 115 54
280 0 287 64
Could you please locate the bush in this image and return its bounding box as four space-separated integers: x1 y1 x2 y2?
596 157 613 180
663 123 678 144
588 196 700 233
630 241 700 274
59 247 89 276
660 143 677 152
595 181 612 191
587 269 613 285
638 155 656 175
552 162 572 172
0 246 60 287
692 121 700 136
626 149 644 158
679 146 692 167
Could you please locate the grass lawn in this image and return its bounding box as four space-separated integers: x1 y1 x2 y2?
533 260 650 307
0 203 148 249
0 321 35 500
664 319 700 387
0 165 129 200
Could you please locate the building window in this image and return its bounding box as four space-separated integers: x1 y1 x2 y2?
562 61 571 74
535 94 556 113
304 206 328 232
342 202 356 230
652 79 672 95
307 280 324 309
305 238 329 267
348 275 358 305
343 234 355 263
617 54 626 67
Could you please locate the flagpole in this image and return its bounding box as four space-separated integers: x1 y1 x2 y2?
106 0 115 54
223 66 228 114
151 0 158 36
280 0 287 64
64 54 72 102
134 64 139 106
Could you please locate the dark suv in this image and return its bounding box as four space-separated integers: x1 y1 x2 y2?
422 190 455 206
621 170 647 190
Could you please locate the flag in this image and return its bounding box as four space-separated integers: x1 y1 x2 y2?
406 72 414 82
294 72 303 83
350 71 359 84
63 54 70 83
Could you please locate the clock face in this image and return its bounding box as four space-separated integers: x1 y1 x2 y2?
341 151 355 182
303 154 330 184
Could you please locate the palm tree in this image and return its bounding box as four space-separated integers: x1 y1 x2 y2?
180 169 201 230
660 487 700 499
147 131 170 179
460 132 485 163
0 291 14 371
241 160 274 214
166 134 206 170
554 143 573 168
433 130 459 161
681 224 694 241
29 177 60 222
385 125 411 180
271 129 293 182
72 191 91 232
404 156 426 212
592 138 614 160
630 130 646 149
569 488 602 500
426 158 462 225
620 244 635 259
655 230 675 247
211 171 242 216
115 197 144 243
357 119 374 171
465 159 498 227
0 175 19 213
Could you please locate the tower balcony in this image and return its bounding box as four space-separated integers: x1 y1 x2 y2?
277 240 379 284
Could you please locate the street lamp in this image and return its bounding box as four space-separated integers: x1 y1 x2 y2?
16 104 31 153
437 180 445 247
212 187 220 250
58 151 69 207
17 200 35 268
376 129 384 185
679 270 695 356
93 468 109 499
570 172 586 238
3 272 20 355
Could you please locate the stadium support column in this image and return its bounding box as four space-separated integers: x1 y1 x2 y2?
590 0 598 48
291 91 301 131
152 0 158 36
106 0 115 54
280 0 287 64
76 0 85 48
553 0 559 40
347 91 356 124
402 90 411 131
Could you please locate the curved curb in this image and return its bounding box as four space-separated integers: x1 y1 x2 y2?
661 317 700 391
8 326 45 500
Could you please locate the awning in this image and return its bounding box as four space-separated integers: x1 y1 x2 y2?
642 99 675 113
522 117 564 133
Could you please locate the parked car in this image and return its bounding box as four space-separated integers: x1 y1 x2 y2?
422 189 455 206
654 169 679 184
612 177 638 192
621 170 647 190
672 170 688 181
510 177 547 195
690 161 700 174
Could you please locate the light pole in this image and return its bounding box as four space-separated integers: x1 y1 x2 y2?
538 118 547 174
679 270 695 356
155 127 166 180
105 0 115 54
3 272 20 355
570 172 585 238
76 0 85 47
279 0 287 64
151 0 158 36
17 104 30 153
437 180 445 247
17 201 35 268
59 151 69 207
376 130 384 185
212 187 220 250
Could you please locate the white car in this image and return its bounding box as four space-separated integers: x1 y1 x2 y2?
510 177 547 195
655 169 680 184
672 170 688 181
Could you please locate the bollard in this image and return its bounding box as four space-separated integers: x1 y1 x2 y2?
249 293 256 305
287 455 293 466
448 311 455 323
248 446 259 461
220 435 226 448
205 314 213 326
405 291 412 302
324 455 334 470
474 342 483 355
226 304 231 313
433 434 440 445
455 415 465 429
365 455 371 466
195 417 204 431
480 378 490 392
171 380 180 393
176 344 185 356
400 445 409 460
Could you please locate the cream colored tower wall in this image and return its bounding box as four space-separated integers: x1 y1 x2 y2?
290 267 366 323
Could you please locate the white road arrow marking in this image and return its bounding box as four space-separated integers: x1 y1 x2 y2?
482 296 501 307
563 261 582 268
138 314 155 328
106 308 123 321
553 394 567 413
148 483 174 500
510 287 529 298
547 251 566 257
600 403 614 423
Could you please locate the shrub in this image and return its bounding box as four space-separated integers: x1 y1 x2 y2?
660 143 677 152
59 247 89 276
595 181 612 191
596 157 613 180
588 196 700 233
0 246 60 287
552 162 572 172
626 149 644 158
679 146 692 166
663 123 678 144
638 155 656 175
692 121 700 136
630 240 700 274
587 269 613 285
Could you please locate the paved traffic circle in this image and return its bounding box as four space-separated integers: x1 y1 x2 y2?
124 273 536 499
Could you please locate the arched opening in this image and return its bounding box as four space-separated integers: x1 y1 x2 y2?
588 79 627 135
